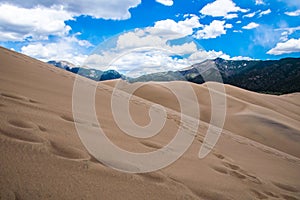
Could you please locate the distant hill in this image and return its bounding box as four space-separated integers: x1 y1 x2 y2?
48 57 300 94
129 57 300 94
47 60 75 70
47 61 124 81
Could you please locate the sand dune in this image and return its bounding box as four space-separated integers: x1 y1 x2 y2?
104 80 300 158
1 46 300 199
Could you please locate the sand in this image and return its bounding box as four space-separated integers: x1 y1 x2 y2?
0 46 300 199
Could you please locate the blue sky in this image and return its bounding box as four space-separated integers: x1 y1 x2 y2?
0 0 300 75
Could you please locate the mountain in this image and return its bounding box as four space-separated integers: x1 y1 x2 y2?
47 60 75 70
48 57 300 94
130 57 300 94
47 61 123 81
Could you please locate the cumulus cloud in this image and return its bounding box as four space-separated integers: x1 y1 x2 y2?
116 32 164 50
0 0 142 42
285 10 300 16
81 26 254 77
1 0 141 20
200 0 248 17
196 20 230 39
255 0 265 5
188 50 254 62
0 4 72 41
224 13 238 19
0 0 142 41
242 22 260 30
82 27 201 75
86 48 254 77
277 26 300 35
225 24 233 29
21 36 92 65
84 49 191 77
243 12 256 18
259 9 271 17
153 15 202 38
230 56 254 60
275 26 300 41
267 38 300 55
155 0 173 6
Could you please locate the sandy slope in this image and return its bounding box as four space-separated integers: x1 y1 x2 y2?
0 46 300 200
104 80 300 158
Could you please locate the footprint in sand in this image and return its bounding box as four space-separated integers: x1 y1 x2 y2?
48 140 90 160
60 115 85 124
8 119 34 129
281 194 299 200
214 153 225 160
138 172 167 183
0 92 39 104
250 189 268 199
60 115 75 122
0 119 45 143
262 191 279 198
38 125 47 132
211 161 263 185
211 165 228 175
273 182 298 193
222 162 240 170
140 141 163 149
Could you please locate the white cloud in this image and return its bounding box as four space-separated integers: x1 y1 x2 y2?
117 32 164 50
259 9 271 17
153 15 202 38
196 20 229 39
1 0 142 66
242 22 260 30
267 38 300 55
85 50 191 77
225 24 233 29
285 10 300 16
276 26 300 35
280 31 289 42
255 0 265 5
224 13 238 19
243 12 256 18
167 42 198 55
275 26 300 42
230 56 254 60
116 31 198 55
21 36 92 65
86 48 255 77
0 0 142 42
2 0 141 20
82 26 255 77
188 50 254 62
83 27 200 75
155 0 173 6
236 21 242 24
0 4 72 41
200 0 248 17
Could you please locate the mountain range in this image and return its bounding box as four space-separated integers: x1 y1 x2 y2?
48 57 300 94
